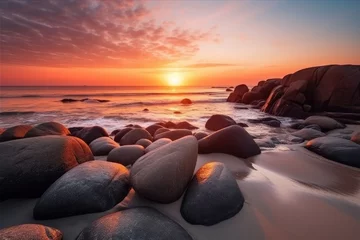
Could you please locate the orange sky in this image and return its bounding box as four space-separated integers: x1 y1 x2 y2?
1 0 359 86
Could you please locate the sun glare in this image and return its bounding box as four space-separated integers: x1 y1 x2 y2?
167 72 183 86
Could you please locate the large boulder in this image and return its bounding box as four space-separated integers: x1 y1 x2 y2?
74 126 109 144
25 122 70 138
145 138 172 153
304 116 345 131
89 137 119 156
136 138 152 148
292 128 325 140
0 124 33 142
181 162 244 226
154 129 192 141
198 125 261 158
33 161 130 219
194 132 208 140
175 121 198 130
131 136 198 203
205 114 236 131
241 91 264 104
226 84 249 102
114 127 133 143
0 136 93 200
145 124 164 136
77 208 193 240
120 128 152 145
0 224 62 240
107 145 145 166
305 137 360 168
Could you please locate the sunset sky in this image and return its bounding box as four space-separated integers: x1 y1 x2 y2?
0 0 359 86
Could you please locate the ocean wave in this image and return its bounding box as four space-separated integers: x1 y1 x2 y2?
0 91 226 98
111 98 226 107
0 111 37 116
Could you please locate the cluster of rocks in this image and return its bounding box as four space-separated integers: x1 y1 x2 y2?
228 65 360 120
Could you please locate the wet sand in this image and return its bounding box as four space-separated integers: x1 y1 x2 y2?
1 144 359 240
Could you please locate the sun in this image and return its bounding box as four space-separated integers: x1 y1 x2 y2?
167 72 183 86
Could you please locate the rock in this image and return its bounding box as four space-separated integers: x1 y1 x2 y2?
136 138 152 148
114 127 133 142
0 128 4 134
174 111 181 114
226 84 249 102
248 117 281 127
351 132 360 144
237 122 249 127
75 126 109 144
0 136 93 200
61 98 79 103
120 128 152 145
25 122 70 138
0 124 33 142
181 98 192 104
154 129 192 141
154 128 170 136
110 129 121 136
303 104 312 112
181 162 244 226
164 121 177 128
89 137 119 156
198 125 261 158
131 136 198 203
0 224 62 240
234 106 248 110
305 137 360 168
205 114 236 131
304 116 345 131
290 122 305 129
77 208 192 240
145 138 172 153
81 98 110 103
304 124 322 131
241 91 264 104
34 161 130 219
143 108 149 112
252 100 266 109
194 132 208 140
292 128 326 140
107 145 145 166
226 88 232 92
255 138 276 148
176 121 198 130
69 127 84 135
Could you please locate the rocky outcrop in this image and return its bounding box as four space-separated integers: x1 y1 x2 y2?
77 208 193 240
0 224 62 240
226 84 249 102
0 136 93 200
241 79 281 104
261 65 360 118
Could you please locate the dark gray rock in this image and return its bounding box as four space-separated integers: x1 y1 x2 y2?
205 114 236 131
255 138 276 148
304 124 322 132
175 121 198 130
0 136 93 200
74 126 109 144
154 128 170 136
114 127 133 143
131 136 198 203
304 116 345 131
77 208 193 240
0 224 62 240
33 161 130 219
107 145 145 166
305 137 360 168
120 128 152 145
89 137 119 156
136 138 152 148
145 138 172 153
25 122 70 138
154 129 192 141
248 117 281 127
0 124 33 142
145 124 164 136
198 125 261 158
351 132 360 144
292 128 326 140
181 162 244 226
194 132 208 140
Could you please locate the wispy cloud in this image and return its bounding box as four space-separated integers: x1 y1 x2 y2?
185 63 237 68
0 0 218 68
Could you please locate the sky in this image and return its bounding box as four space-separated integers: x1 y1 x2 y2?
0 0 359 86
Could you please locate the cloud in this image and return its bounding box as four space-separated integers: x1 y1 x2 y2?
0 0 217 68
185 63 237 68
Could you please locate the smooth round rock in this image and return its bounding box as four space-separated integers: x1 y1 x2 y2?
145 124 164 136
292 128 326 140
181 98 192 104
74 126 109 144
154 128 170 136
181 162 244 226
120 128 152 145
351 132 360 144
194 132 208 140
114 127 133 143
0 124 33 142
305 137 360 168
0 136 93 200
175 121 198 130
25 122 70 138
304 116 345 131
33 161 130 219
89 136 119 156
205 114 236 131
107 145 145 166
154 129 192 141
136 138 152 148
304 124 322 131
0 224 62 240
145 138 172 153
131 136 198 203
77 208 193 240
198 125 261 158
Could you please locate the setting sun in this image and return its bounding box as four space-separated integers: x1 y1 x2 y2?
167 72 183 86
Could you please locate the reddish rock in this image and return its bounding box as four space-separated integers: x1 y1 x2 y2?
226 84 249 103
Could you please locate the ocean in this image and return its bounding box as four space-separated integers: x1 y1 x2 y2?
0 86 295 140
